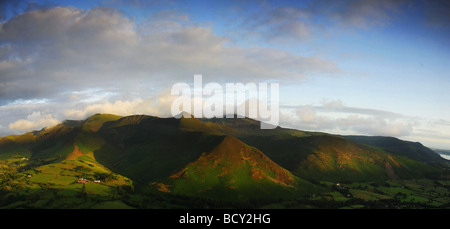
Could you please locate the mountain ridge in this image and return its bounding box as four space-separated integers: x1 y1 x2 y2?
0 113 448 208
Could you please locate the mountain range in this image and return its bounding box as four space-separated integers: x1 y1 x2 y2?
0 113 448 209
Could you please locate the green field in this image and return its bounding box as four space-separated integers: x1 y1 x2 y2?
0 114 449 209
1 152 447 209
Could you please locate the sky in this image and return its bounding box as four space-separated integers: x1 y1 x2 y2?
0 0 449 149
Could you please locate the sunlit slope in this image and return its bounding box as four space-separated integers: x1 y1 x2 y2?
0 116 133 208
0 113 444 202
293 135 439 182
193 118 442 182
165 136 321 200
81 113 123 132
344 135 446 163
73 114 322 200
93 115 226 183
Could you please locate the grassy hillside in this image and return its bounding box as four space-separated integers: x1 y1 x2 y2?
0 113 448 209
93 116 224 183
345 136 446 163
81 113 123 132
189 118 443 182
164 136 322 201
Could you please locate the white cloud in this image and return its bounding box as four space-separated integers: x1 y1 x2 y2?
8 111 59 131
63 89 179 120
0 6 340 103
0 5 341 137
280 100 415 137
63 99 147 120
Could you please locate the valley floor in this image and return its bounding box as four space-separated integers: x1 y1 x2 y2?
1 156 448 209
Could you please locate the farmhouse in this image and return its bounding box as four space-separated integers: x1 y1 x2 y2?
77 178 89 184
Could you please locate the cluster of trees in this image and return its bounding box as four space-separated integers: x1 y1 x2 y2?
0 171 25 193
120 189 290 209
93 172 117 182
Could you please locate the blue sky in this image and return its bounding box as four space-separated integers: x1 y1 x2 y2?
0 0 449 149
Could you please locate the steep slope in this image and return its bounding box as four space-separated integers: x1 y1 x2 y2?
0 113 446 206
191 118 442 182
344 136 446 163
197 116 310 137
91 115 320 196
232 134 437 182
294 135 439 182
0 118 90 161
92 115 228 183
81 113 123 132
0 116 134 209
73 114 324 200
164 136 320 200
0 137 32 159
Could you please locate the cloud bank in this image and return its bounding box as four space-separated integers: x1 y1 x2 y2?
0 6 339 104
0 1 448 149
9 111 59 131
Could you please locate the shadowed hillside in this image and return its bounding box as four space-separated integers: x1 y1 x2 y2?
164 136 321 201
344 136 447 163
0 113 448 209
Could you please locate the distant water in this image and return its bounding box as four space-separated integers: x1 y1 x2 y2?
440 154 450 160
